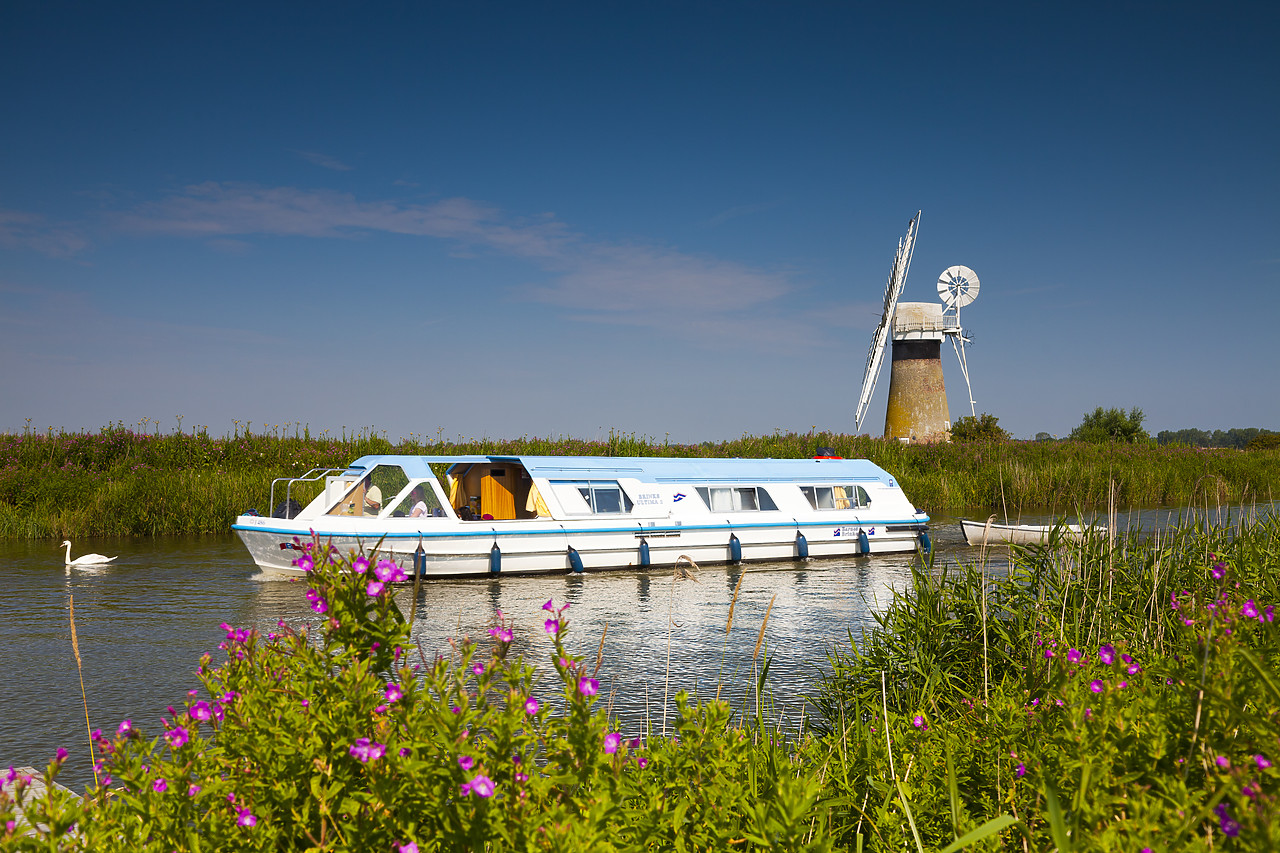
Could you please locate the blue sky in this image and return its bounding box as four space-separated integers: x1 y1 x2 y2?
3 2 1277 442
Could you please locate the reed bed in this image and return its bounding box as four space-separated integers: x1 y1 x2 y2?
807 507 1280 850
2 423 1278 538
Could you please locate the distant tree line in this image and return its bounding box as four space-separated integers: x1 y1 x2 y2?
964 409 1279 450
1156 427 1280 449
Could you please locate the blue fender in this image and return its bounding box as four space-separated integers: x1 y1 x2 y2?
729 533 742 563
489 542 501 574
795 530 809 559
919 530 932 555
568 546 584 574
414 542 427 579
638 537 651 567
858 529 871 555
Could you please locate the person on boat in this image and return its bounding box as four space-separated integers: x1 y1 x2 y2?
409 487 430 518
362 476 383 516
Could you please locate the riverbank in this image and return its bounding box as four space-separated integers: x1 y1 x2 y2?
2 424 1277 538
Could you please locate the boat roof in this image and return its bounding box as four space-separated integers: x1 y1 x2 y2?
342 455 899 485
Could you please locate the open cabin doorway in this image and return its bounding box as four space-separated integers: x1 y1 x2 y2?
448 463 542 520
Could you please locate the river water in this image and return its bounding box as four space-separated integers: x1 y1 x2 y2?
0 504 1255 791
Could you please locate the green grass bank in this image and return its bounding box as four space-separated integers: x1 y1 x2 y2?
2 424 1278 538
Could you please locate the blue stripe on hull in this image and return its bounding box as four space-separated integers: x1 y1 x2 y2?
232 517 926 540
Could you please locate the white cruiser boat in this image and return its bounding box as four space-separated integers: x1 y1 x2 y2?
233 454 931 577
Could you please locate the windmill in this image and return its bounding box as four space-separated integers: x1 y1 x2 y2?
854 214 981 442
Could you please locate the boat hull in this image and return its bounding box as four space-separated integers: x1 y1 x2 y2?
960 519 1101 546
235 516 926 577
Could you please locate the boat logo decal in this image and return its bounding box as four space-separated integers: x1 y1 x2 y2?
672 493 686 502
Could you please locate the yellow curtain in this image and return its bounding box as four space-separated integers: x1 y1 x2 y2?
525 483 550 517
482 472 516 519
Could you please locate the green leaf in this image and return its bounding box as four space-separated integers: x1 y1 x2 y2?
893 778 925 853
938 815 1023 853
1237 645 1280 703
1044 780 1072 853
944 738 960 837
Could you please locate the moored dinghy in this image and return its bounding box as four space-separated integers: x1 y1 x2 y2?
233 454 931 577
960 518 1104 546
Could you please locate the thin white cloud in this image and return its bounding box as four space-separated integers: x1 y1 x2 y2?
204 238 255 254
527 243 789 314
294 150 353 171
2 181 836 345
109 182 802 338
114 182 572 259
0 208 89 257
707 202 776 227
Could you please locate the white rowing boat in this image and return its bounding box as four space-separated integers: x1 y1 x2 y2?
233 453 932 577
960 518 1103 546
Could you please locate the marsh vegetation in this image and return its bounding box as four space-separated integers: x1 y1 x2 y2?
2 422 1278 538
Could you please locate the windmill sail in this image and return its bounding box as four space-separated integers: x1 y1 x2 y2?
854 211 920 432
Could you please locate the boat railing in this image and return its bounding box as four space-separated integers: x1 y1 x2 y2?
270 468 346 519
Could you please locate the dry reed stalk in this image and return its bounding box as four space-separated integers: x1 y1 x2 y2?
1108 476 1117 606
663 556 699 735
725 572 744 634
880 671 897 780
592 621 608 677
979 516 993 710
750 593 777 723
716 571 745 702
753 593 776 662
69 594 99 787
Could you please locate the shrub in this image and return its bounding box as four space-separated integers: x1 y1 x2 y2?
1069 406 1150 443
949 414 1010 443
1246 432 1280 451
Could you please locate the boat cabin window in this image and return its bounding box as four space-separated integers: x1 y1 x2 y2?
550 480 634 515
327 465 410 516
390 482 446 518
800 485 871 511
695 486 778 512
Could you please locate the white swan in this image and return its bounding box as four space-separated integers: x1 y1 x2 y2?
61 540 117 567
